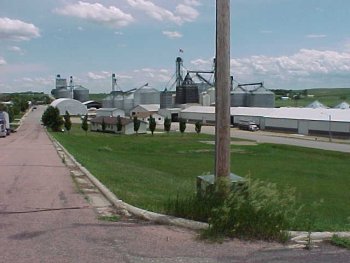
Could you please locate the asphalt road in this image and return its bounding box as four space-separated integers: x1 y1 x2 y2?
0 106 349 263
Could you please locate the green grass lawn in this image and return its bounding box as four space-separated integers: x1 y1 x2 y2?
52 126 350 231
275 88 350 108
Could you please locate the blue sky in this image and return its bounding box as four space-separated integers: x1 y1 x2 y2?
1 0 350 93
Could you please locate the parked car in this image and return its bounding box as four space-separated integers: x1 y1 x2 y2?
238 120 259 132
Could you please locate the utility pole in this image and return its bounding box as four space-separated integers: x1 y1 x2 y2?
215 0 231 192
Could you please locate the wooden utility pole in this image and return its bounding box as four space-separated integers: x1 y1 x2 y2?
215 0 231 188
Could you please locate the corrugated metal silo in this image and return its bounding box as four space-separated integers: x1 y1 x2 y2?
231 86 246 107
56 88 71 99
73 85 89 102
160 89 175 109
134 85 160 105
247 86 275 108
123 93 134 114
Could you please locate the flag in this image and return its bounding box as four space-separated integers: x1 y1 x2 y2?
179 48 184 53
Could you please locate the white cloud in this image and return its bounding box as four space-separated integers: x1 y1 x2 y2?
175 4 199 22
306 34 327 39
0 57 7 65
87 71 111 80
8 46 24 54
191 49 350 88
55 1 134 28
162 30 182 39
126 0 199 25
0 17 40 41
231 49 350 88
183 0 201 6
190 58 212 67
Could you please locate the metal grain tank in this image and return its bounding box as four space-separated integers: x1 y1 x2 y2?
123 93 135 115
160 89 175 109
134 85 160 105
180 73 199 104
230 86 246 107
247 86 275 108
56 88 71 99
73 85 89 102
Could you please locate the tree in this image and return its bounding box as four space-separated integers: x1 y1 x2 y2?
164 117 171 134
101 117 106 133
63 111 72 133
81 114 88 135
41 106 63 132
133 116 140 134
149 115 156 135
117 115 123 133
179 119 186 134
195 121 202 134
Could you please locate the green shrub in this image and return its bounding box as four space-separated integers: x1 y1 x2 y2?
149 115 156 135
41 106 64 132
165 178 300 242
195 121 202 134
64 111 72 132
179 118 186 134
164 117 171 133
203 178 299 242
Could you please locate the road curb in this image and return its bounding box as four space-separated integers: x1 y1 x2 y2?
47 132 208 231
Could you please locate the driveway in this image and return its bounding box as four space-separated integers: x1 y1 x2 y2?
0 106 349 262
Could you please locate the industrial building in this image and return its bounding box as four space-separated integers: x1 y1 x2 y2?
50 98 88 116
179 106 350 138
51 75 89 102
230 83 275 108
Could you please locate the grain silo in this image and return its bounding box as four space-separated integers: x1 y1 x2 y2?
55 74 67 89
73 85 89 102
134 84 160 105
182 73 199 104
247 85 275 108
123 93 135 114
160 89 175 109
56 88 71 99
231 86 246 107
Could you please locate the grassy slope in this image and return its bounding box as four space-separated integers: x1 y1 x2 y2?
52 126 350 231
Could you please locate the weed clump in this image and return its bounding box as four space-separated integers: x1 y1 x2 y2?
165 178 300 242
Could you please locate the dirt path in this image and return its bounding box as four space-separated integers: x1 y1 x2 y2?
0 106 348 263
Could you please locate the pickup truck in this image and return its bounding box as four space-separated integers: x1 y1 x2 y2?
238 120 259 131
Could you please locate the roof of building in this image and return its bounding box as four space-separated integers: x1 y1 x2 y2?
133 104 160 112
181 105 350 122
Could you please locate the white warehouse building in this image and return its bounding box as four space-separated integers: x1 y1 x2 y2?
51 98 88 116
179 106 350 138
